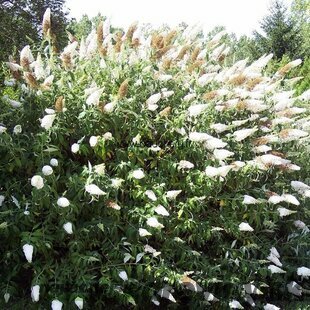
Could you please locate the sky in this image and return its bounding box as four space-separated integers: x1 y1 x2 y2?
65 0 293 37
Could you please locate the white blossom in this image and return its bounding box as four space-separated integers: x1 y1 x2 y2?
205 137 227 150
243 283 263 295
239 222 254 232
162 90 174 98
178 160 194 169
52 299 63 310
210 123 229 133
57 197 70 208
213 149 234 161
204 291 219 302
166 190 182 199
229 300 244 309
242 195 259 205
132 134 141 144
13 125 22 134
149 145 161 152
151 296 160 306
31 285 40 302
188 104 208 117
145 190 157 201
104 101 116 113
277 207 297 217
119 271 128 281
147 217 164 229
74 297 84 309
287 281 302 296
157 287 176 303
71 143 80 153
279 128 308 142
264 303 280 310
94 163 105 175
0 195 5 206
268 195 283 204
291 181 310 197
297 266 310 277
0 126 7 134
8 98 23 108
42 165 53 176
189 132 210 142
85 184 106 196
233 128 257 142
89 136 98 147
157 74 172 81
183 93 196 101
86 89 103 106
154 205 169 216
111 178 124 188
205 165 232 178
139 228 152 237
294 220 307 230
103 132 113 141
4 293 10 303
147 103 158 111
267 253 282 267
63 222 73 234
22 244 34 263
270 247 280 258
31 175 44 189
258 154 291 166
146 93 161 105
253 145 272 153
268 265 286 274
132 169 145 179
40 114 56 130
50 158 58 167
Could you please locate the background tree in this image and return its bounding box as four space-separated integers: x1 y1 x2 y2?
253 0 302 59
0 0 69 63
291 0 310 57
68 14 123 41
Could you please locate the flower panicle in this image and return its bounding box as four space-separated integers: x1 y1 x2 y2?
42 8 51 38
55 96 64 112
24 72 38 88
126 22 138 42
118 79 129 99
97 21 104 46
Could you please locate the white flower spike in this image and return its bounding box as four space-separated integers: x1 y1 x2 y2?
63 222 73 234
31 285 40 302
74 297 84 309
31 175 44 189
52 299 63 310
57 197 70 208
42 165 53 176
85 184 106 196
22 244 34 263
239 222 254 232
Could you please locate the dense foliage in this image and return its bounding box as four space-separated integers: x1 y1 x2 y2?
1 9 310 310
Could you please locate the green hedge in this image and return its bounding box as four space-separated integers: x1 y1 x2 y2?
0 12 310 309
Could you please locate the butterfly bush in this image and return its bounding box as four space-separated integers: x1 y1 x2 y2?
0 8 309 308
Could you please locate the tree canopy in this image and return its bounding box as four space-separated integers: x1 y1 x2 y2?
0 0 69 63
254 0 302 59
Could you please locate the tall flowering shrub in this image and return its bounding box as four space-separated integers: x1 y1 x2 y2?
1 10 310 309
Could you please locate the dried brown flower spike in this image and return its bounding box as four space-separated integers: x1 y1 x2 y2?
42 8 51 38
118 80 129 99
55 96 64 112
